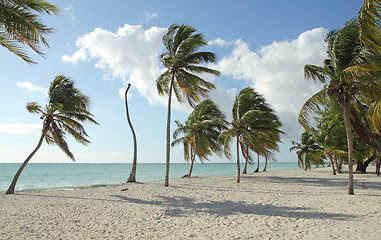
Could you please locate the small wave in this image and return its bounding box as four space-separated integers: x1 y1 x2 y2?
1 183 121 194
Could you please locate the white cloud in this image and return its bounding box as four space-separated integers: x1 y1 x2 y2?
65 6 77 24
62 48 87 64
0 123 41 134
145 11 158 22
17 81 45 93
212 28 328 140
61 24 194 112
208 38 233 47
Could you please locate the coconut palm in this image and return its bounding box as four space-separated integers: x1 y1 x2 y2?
172 99 227 177
156 23 220 186
299 19 381 194
219 87 283 183
0 0 59 64
125 84 138 183
6 75 98 194
290 130 323 170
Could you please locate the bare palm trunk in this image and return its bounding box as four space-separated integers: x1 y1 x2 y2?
188 159 195 178
242 158 248 174
254 154 259 172
188 145 195 178
165 74 175 187
236 138 240 183
341 102 354 195
125 84 138 183
262 155 268 172
6 130 46 194
304 158 308 171
334 157 342 173
327 154 336 175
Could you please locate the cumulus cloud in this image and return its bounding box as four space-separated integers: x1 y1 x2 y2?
62 24 195 112
211 28 328 140
0 123 41 134
17 81 45 93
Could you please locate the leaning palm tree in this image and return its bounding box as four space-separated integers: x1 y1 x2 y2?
156 23 220 186
172 99 227 177
0 0 59 64
125 84 138 183
6 75 98 194
219 87 283 183
299 19 381 194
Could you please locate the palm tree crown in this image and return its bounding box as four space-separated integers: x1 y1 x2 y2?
290 130 323 170
0 0 59 64
172 99 227 177
219 87 283 183
156 23 221 107
31 75 99 159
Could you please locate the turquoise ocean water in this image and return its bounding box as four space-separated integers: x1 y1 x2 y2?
0 162 299 193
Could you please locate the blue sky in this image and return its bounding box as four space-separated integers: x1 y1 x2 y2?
0 0 363 164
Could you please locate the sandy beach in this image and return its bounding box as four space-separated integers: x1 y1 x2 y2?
1 166 380 239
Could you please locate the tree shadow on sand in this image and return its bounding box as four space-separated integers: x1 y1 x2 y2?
110 194 356 220
242 174 381 191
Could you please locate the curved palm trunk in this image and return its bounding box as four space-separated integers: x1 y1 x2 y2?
254 154 259 172
188 146 195 178
262 155 268 172
125 84 138 183
327 153 336 175
165 73 175 187
6 130 46 194
242 158 248 174
341 102 354 195
242 146 249 174
236 138 241 183
188 159 195 178
304 154 308 170
334 157 342 173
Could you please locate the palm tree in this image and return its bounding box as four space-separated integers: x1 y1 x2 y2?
172 99 227 177
156 23 220 186
299 19 381 194
0 0 59 64
219 87 283 183
290 131 323 170
125 84 138 183
6 75 98 194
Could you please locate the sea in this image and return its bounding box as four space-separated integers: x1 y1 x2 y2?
0 162 299 193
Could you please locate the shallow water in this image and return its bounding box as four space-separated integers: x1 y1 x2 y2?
0 162 299 193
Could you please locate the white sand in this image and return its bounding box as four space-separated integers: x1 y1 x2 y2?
1 166 381 239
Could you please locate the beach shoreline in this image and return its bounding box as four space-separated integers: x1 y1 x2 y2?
1 166 380 239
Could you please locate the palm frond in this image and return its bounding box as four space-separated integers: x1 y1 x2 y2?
298 88 327 129
358 0 381 53
26 101 43 114
0 0 59 63
304 64 329 84
155 71 171 96
51 121 75 161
